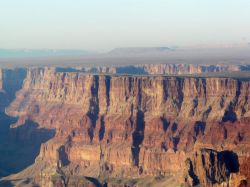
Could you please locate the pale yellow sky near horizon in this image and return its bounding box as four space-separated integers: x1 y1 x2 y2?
0 0 250 51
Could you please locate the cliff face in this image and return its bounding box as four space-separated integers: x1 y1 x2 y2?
0 68 27 111
185 149 240 186
136 64 246 74
0 69 3 92
65 64 250 75
5 68 250 186
0 68 50 179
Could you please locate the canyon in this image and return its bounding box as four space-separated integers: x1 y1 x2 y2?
56 63 250 75
0 67 249 187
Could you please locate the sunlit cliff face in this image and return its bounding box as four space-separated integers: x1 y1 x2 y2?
0 67 249 187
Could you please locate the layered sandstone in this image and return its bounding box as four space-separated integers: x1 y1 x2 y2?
184 149 240 186
64 64 250 75
136 64 246 74
4 67 250 186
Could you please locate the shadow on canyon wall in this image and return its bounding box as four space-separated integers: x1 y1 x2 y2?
0 69 55 178
0 109 55 179
116 66 148 75
56 66 149 75
0 69 26 111
131 111 145 166
187 149 240 186
0 180 13 187
219 150 239 173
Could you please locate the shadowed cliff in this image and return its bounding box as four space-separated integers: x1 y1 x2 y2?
0 69 55 178
0 119 55 177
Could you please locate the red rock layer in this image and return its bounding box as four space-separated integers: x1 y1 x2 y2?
136 64 244 74
75 64 250 75
6 67 250 186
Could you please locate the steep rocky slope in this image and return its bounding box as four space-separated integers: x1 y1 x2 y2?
0 68 55 181
2 67 250 186
0 69 3 92
0 68 27 111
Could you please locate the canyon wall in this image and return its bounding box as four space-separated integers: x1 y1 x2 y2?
0 68 27 111
136 64 248 74
60 64 250 75
0 68 39 178
0 69 3 92
3 67 250 186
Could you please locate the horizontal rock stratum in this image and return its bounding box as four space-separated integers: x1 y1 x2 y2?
56 63 250 75
2 67 250 186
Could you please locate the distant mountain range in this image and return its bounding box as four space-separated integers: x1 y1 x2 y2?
0 49 90 58
0 47 174 59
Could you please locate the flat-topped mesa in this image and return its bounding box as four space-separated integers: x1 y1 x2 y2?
136 64 245 74
56 63 250 75
5 67 250 186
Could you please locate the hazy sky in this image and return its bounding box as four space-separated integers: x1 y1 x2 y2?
1 0 250 51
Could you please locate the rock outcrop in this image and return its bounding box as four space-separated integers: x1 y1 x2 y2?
0 68 27 111
184 149 240 186
0 69 3 92
136 64 248 75
59 64 250 75
2 67 250 186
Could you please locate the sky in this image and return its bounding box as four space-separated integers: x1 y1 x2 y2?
0 0 250 51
